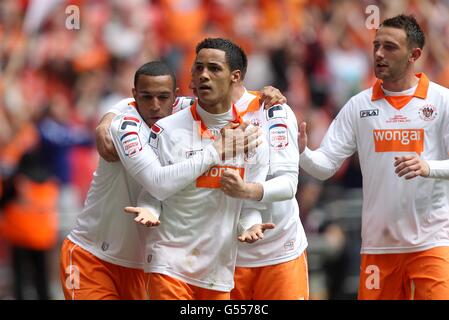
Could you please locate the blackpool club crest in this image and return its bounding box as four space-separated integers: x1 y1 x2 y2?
419 104 437 121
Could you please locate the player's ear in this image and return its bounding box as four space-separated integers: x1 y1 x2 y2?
231 70 241 84
174 87 180 97
409 47 422 63
132 88 137 100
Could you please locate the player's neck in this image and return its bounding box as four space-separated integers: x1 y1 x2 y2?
198 97 232 114
196 103 234 129
231 84 245 104
382 72 419 92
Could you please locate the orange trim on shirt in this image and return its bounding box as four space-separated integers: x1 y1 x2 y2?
190 102 243 140
197 166 245 189
239 96 262 117
414 73 430 99
384 96 415 110
128 101 137 108
371 73 430 110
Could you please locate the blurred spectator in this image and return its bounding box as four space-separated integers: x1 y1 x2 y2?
37 94 93 186
35 93 94 233
0 151 59 300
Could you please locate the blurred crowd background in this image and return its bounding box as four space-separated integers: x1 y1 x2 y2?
1 0 449 300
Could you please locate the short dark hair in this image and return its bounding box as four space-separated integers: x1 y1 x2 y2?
380 14 425 49
134 61 177 90
195 38 248 80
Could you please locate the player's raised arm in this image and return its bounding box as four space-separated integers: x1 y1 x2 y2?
96 112 119 162
299 100 357 181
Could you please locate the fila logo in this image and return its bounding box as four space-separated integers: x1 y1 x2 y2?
360 109 379 118
196 166 245 189
373 129 424 154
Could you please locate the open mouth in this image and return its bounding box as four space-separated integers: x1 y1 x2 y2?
198 85 212 92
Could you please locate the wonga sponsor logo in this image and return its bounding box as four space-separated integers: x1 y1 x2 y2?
373 129 424 154
196 166 244 189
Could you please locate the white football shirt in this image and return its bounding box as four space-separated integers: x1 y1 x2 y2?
144 102 269 291
68 98 221 268
235 89 308 267
300 73 449 254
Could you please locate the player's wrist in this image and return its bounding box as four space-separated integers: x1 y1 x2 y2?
247 183 263 201
421 160 430 177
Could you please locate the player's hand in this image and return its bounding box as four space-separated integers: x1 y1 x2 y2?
221 168 248 198
237 122 263 156
124 206 161 227
394 155 430 179
298 122 308 154
238 223 275 243
213 123 262 160
243 125 263 157
220 169 263 200
260 86 287 109
96 113 119 162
